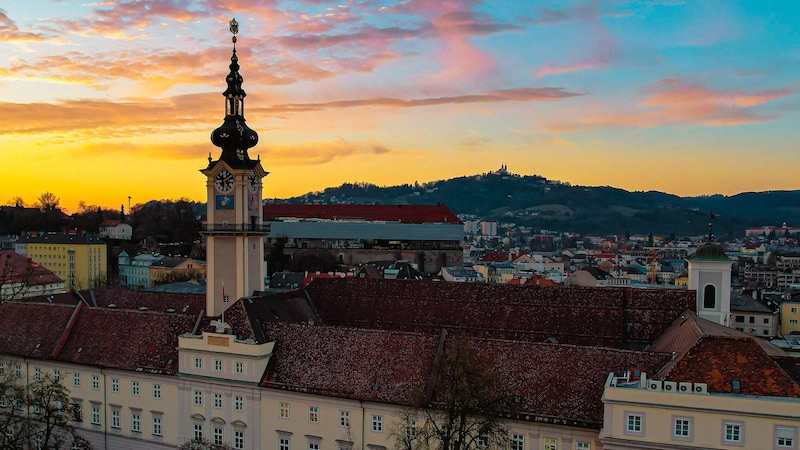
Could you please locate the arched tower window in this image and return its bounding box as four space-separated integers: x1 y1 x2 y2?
703 284 716 309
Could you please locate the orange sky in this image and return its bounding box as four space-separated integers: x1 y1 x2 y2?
1 2 799 213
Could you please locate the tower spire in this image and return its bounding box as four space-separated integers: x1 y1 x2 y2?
210 18 259 169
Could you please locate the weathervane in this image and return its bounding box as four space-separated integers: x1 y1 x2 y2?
229 18 239 46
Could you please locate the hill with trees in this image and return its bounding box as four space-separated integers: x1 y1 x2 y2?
274 172 800 237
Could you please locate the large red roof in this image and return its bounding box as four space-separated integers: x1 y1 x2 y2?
263 203 462 224
258 322 671 428
305 279 695 349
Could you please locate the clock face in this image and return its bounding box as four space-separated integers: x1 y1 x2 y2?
214 169 234 192
247 171 259 192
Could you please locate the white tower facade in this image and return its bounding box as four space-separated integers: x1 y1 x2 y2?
687 242 733 326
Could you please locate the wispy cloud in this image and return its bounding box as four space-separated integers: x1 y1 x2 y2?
546 78 792 132
261 87 581 113
0 8 47 41
263 138 400 165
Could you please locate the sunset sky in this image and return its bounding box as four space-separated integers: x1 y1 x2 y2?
1 1 798 213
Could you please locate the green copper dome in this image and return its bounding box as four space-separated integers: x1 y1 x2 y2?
687 242 730 261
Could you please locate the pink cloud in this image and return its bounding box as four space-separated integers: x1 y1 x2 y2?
0 9 47 42
545 78 792 133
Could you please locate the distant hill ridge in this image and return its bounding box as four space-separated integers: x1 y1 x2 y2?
273 172 800 237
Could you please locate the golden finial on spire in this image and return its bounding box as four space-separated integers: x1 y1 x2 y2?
229 18 239 44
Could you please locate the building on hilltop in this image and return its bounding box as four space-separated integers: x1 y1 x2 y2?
98 220 132 240
263 203 464 275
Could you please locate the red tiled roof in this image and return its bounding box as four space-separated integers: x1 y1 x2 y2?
25 285 206 316
261 322 439 405
663 336 800 397
57 307 197 373
305 279 694 349
447 337 671 428
0 250 63 285
257 321 670 428
0 301 201 373
481 251 511 262
101 220 122 227
0 302 77 360
263 203 462 224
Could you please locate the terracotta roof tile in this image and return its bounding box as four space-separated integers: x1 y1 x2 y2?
305 279 693 348
261 323 438 404
257 321 671 428
0 302 76 360
663 336 800 397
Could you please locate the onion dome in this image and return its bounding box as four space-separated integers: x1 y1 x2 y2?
210 18 259 170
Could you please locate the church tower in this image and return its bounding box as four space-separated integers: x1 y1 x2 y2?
687 219 732 325
200 19 268 317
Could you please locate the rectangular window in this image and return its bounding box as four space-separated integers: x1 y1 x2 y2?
724 422 742 442
626 413 643 432
14 364 21 378
111 410 120 429
0 362 5 375
309 442 320 450
234 430 244 450
340 410 351 427
194 357 203 369
576 443 591 450
792 307 798 313
279 438 290 450
131 412 141 432
279 402 290 419
372 415 383 432
73 373 81 387
153 384 162 399
235 362 244 374
194 390 203 406
405 418 418 440
309 406 319 423
111 378 119 393
53 369 60 383
91 405 101 425
214 360 223 372
777 427 795 447
543 437 557 450
749 316 755 323
674 417 691 438
234 396 244 411
764 318 770 324
131 380 140 396
153 416 162 436
214 393 223 409
34 367 41 381
214 427 223 445
194 423 203 441
91 375 100 390
790 319 799 325
72 402 82 422
510 433 525 450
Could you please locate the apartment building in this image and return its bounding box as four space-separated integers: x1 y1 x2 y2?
14 231 107 289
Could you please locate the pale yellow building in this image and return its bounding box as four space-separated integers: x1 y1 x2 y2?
783 301 800 335
14 231 107 290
